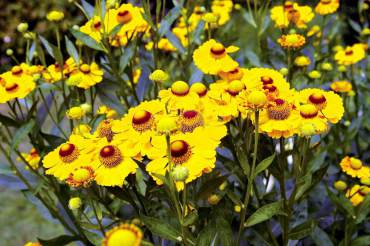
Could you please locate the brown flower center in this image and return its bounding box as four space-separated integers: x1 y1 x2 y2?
99 145 122 168
308 93 327 110
210 43 226 58
59 143 79 163
93 20 102 30
171 140 192 165
300 104 319 119
11 66 23 75
284 2 294 10
5 82 19 93
263 84 277 92
80 64 91 74
132 110 154 132
117 10 132 24
97 120 114 141
268 99 291 120
261 76 273 85
179 110 204 133
345 50 353 56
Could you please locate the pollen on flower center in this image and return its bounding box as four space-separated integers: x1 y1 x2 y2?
345 50 353 56
171 81 189 96
261 76 273 85
11 66 23 75
308 93 327 109
179 110 204 133
132 110 154 132
210 43 226 58
117 10 132 24
66 166 95 188
171 140 192 164
300 104 319 119
59 143 79 163
80 64 91 74
99 145 122 168
350 158 362 170
263 84 277 93
268 99 291 120
93 20 102 30
5 82 19 93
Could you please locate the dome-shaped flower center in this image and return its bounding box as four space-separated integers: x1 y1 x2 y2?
30 148 38 156
73 168 91 182
308 92 327 110
11 66 23 75
80 64 91 74
284 2 294 10
261 76 273 85
300 104 318 119
179 110 204 133
345 50 353 56
93 20 102 30
99 145 122 168
224 67 243 81
97 120 114 141
132 110 154 132
171 81 189 96
171 140 192 164
117 10 133 24
190 82 207 97
321 0 332 4
67 166 95 187
106 228 139 246
359 187 370 196
350 158 362 170
227 80 244 96
5 82 19 93
286 34 299 44
268 99 291 120
59 143 79 163
287 9 300 24
263 84 277 92
210 43 226 58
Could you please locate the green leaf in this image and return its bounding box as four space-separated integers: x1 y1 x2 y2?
294 174 312 201
235 145 250 176
109 24 123 37
245 50 261 66
245 200 286 227
10 120 36 153
355 193 370 223
243 11 257 28
70 29 106 52
182 210 198 226
65 36 79 64
38 235 78 246
216 217 233 246
39 36 63 66
196 223 218 246
307 151 327 173
254 154 275 177
352 236 370 246
136 168 147 196
0 114 20 127
326 186 355 217
158 6 182 37
288 219 316 240
141 215 182 242
311 227 334 246
196 175 228 200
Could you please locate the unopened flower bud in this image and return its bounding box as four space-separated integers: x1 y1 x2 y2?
247 90 267 107
80 103 92 113
17 23 29 33
68 197 82 210
6 49 13 56
207 194 221 205
334 180 347 191
308 70 321 79
279 67 288 76
171 166 189 182
321 62 333 71
149 69 168 82
157 116 177 133
360 177 370 186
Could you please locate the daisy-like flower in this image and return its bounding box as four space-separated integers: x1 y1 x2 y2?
190 82 208 98
103 223 143 246
18 148 40 170
159 81 200 110
42 63 64 83
97 105 118 119
307 25 322 38
211 0 233 26
270 1 314 29
67 62 103 89
298 88 344 123
43 135 95 180
298 104 328 135
334 43 366 66
346 185 370 206
66 165 95 188
91 138 138 186
259 97 301 138
193 39 239 75
113 4 149 35
146 132 217 190
330 80 353 94
315 0 340 15
340 156 370 179
94 119 115 141
112 100 166 159
278 34 306 49
80 16 107 43
294 56 311 67
218 67 245 82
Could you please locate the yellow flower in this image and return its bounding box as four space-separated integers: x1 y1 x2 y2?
299 88 344 123
315 0 340 15
234 205 242 213
43 135 96 180
334 180 347 191
270 2 314 29
298 104 328 135
330 80 352 93
346 185 369 206
190 82 208 98
159 81 200 110
18 148 40 170
334 43 366 65
0 64 36 103
218 67 245 82
68 197 82 210
24 242 41 246
308 70 321 79
247 90 267 108
80 16 106 43
157 116 178 134
202 13 218 24
361 28 370 36
259 97 301 138
112 100 166 159
278 34 306 49
340 156 370 179
321 62 333 71
114 4 149 35
46 10 65 22
66 106 86 120
42 63 64 83
294 56 311 66
91 138 138 186
208 194 221 205
98 105 118 119
307 25 322 38
193 39 239 75
146 132 217 190
211 0 233 26
67 63 103 89
103 223 143 246
66 165 95 187
149 69 169 82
